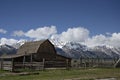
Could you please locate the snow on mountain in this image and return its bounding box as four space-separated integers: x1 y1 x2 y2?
110 47 120 56
50 39 88 50
55 41 120 59
0 40 26 56
60 42 99 58
90 46 119 58
12 40 26 49
50 39 120 59
0 39 120 59
50 39 66 48
63 42 88 51
0 44 17 56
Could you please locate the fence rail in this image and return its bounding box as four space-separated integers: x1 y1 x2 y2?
0 60 70 71
14 62 44 71
45 60 68 68
2 61 12 71
0 58 119 71
71 58 119 68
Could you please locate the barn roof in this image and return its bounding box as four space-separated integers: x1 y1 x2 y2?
0 40 48 59
17 39 48 55
0 54 25 59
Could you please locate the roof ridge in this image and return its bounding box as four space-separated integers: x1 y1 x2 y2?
25 39 48 43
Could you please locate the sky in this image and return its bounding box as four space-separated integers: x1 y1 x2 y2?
0 0 120 47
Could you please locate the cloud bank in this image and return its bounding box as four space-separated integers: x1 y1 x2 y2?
25 26 57 40
0 38 18 45
0 29 7 34
1 26 120 48
12 30 24 37
0 38 26 46
51 27 89 42
85 33 120 47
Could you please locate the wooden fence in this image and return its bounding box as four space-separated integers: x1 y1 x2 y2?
1 58 119 71
71 58 119 68
14 62 44 71
0 60 70 71
0 61 44 71
44 60 70 68
1 61 13 71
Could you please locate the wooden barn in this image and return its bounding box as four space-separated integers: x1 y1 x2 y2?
0 39 71 71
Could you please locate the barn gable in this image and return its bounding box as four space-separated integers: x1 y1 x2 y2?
36 40 56 59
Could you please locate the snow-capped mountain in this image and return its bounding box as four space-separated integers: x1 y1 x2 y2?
0 44 17 56
50 39 66 48
0 39 120 59
12 40 25 49
0 40 25 56
63 42 87 50
90 46 119 58
53 40 120 59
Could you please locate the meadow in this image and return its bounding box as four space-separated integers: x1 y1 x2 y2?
0 68 120 80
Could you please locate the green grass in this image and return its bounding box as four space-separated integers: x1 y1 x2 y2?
0 70 8 74
0 68 120 80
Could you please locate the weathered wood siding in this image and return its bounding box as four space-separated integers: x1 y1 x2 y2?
14 62 44 70
34 40 56 61
39 40 56 58
2 61 13 71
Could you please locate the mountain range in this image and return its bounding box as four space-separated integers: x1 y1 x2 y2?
0 40 120 59
0 44 17 56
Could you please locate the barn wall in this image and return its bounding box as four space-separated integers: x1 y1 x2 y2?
36 40 56 60
32 40 71 68
0 59 13 71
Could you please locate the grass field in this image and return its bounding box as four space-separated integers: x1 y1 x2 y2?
0 68 120 80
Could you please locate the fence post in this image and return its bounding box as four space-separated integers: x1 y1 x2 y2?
30 53 33 70
23 52 27 69
92 58 94 67
0 58 3 70
11 58 14 72
97 57 99 67
66 59 69 70
43 58 45 70
80 57 82 67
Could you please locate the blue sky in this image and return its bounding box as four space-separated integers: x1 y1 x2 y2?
0 0 120 47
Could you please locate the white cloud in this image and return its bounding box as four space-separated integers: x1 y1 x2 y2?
25 26 57 40
85 34 108 47
107 33 120 47
12 26 89 43
12 30 24 37
85 33 120 48
0 38 26 46
106 32 111 36
0 29 7 34
0 38 18 45
8 26 120 48
51 27 89 42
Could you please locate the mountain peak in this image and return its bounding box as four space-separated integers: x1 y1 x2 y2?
0 44 17 56
0 39 120 59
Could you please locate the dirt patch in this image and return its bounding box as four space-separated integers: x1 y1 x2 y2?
95 78 117 80
0 72 39 76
